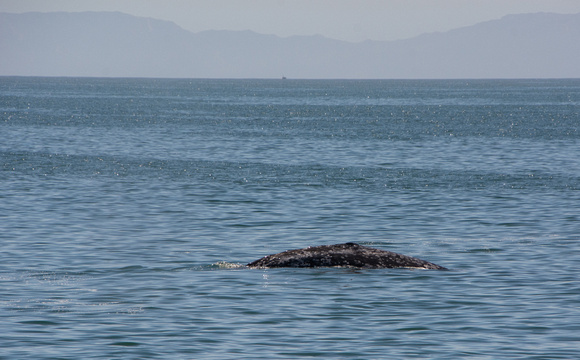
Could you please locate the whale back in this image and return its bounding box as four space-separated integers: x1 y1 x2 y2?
247 243 447 270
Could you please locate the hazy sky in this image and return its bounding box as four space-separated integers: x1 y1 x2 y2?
2 0 580 42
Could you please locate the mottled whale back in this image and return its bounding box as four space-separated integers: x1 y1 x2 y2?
247 243 447 270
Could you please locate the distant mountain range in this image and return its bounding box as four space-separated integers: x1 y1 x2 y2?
1 11 579 79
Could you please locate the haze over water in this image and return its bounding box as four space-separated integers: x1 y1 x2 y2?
1 77 580 359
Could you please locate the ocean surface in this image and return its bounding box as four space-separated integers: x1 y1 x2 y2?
1 77 579 359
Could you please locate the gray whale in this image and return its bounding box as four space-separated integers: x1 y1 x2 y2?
247 242 447 270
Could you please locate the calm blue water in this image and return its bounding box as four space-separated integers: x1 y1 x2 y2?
1 77 580 359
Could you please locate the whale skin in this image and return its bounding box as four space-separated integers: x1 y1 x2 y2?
247 243 447 270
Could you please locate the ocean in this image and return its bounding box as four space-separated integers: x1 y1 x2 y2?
1 77 579 359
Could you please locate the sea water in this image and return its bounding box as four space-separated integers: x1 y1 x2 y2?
1 77 579 359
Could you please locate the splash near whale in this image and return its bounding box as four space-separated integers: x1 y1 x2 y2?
247 243 447 270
